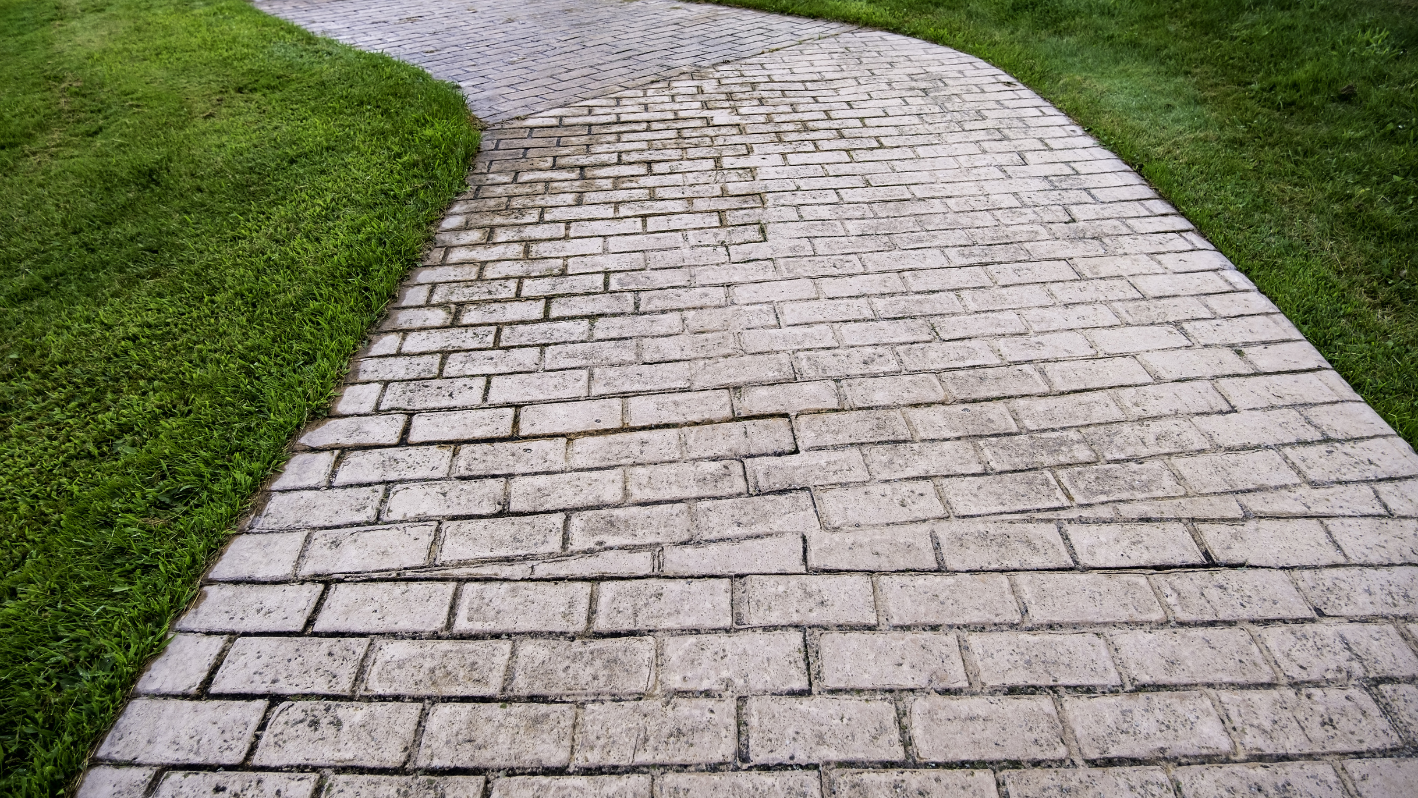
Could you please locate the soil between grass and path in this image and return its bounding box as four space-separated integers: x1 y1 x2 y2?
1 0 1414 795
0 0 480 793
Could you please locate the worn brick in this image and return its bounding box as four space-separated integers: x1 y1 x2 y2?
509 637 654 697
96 700 265 765
663 631 809 694
211 637 367 695
574 699 736 766
747 696 903 764
596 579 732 630
252 701 421 767
136 635 227 696
819 632 966 689
364 639 512 696
911 696 1067 762
455 581 590 633
418 703 574 769
1217 687 1400 755
1065 692 1231 760
1156 570 1313 622
314 582 455 633
1110 628 1274 686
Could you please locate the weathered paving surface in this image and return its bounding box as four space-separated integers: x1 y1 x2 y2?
252 0 852 123
82 0 1418 796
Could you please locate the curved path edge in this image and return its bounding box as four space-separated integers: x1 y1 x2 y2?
81 2 1418 797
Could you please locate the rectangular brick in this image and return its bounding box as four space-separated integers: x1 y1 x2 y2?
1065 692 1230 760
740 574 875 626
573 699 735 766
910 696 1067 762
595 579 732 631
746 697 903 764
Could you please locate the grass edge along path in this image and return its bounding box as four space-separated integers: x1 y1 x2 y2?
0 0 480 793
703 0 1418 443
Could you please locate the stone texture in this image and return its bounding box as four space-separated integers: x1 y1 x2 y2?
253 701 422 767
92 0 1418 787
96 699 266 765
746 696 904 764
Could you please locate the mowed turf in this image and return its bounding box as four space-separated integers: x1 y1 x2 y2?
0 0 479 792
708 0 1418 440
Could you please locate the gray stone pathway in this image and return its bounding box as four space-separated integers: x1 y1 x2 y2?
81 1 1418 796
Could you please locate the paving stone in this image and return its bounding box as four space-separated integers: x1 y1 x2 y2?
1109 628 1275 686
818 632 966 690
1345 758 1418 798
253 700 421 767
272 451 337 490
1002 767 1173 798
153 772 319 798
210 637 367 695
455 581 590 633
314 582 456 633
746 696 903 764
834 770 998 798
595 578 732 630
135 635 227 696
1014 573 1165 624
741 575 876 627
1215 687 1400 755
806 525 937 572
383 479 504 521
1293 566 1418 617
879 574 1022 625
1195 520 1345 567
1324 518 1418 564
325 775 486 798
569 503 692 550
816 481 947 528
454 438 566 476
439 513 564 562
96 699 266 764
1257 623 1418 681
1065 522 1204 568
252 486 383 529
176 584 323 633
1173 763 1346 798
301 522 436 575
1376 683 1418 742
490 776 648 798
508 637 654 697
574 699 736 766
970 632 1119 687
910 696 1068 762
77 767 158 798
657 772 821 798
936 521 1072 571
665 533 807 575
363 639 512 696
1065 691 1231 760
938 473 1070 516
509 469 624 512
662 631 809 694
208 532 305 582
418 703 575 769
1154 570 1313 622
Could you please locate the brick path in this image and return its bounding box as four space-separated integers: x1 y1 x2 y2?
81 1 1418 796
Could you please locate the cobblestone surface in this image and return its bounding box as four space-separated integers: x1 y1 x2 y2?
82 0 1418 795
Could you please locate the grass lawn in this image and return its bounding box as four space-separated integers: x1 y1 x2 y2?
708 0 1418 442
0 0 479 792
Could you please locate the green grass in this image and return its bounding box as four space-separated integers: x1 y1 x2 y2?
0 0 479 792
705 0 1418 440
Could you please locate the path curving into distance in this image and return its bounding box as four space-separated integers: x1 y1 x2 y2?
81 1 1418 796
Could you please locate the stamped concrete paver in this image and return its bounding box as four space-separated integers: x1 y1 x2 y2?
83 0 1418 795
